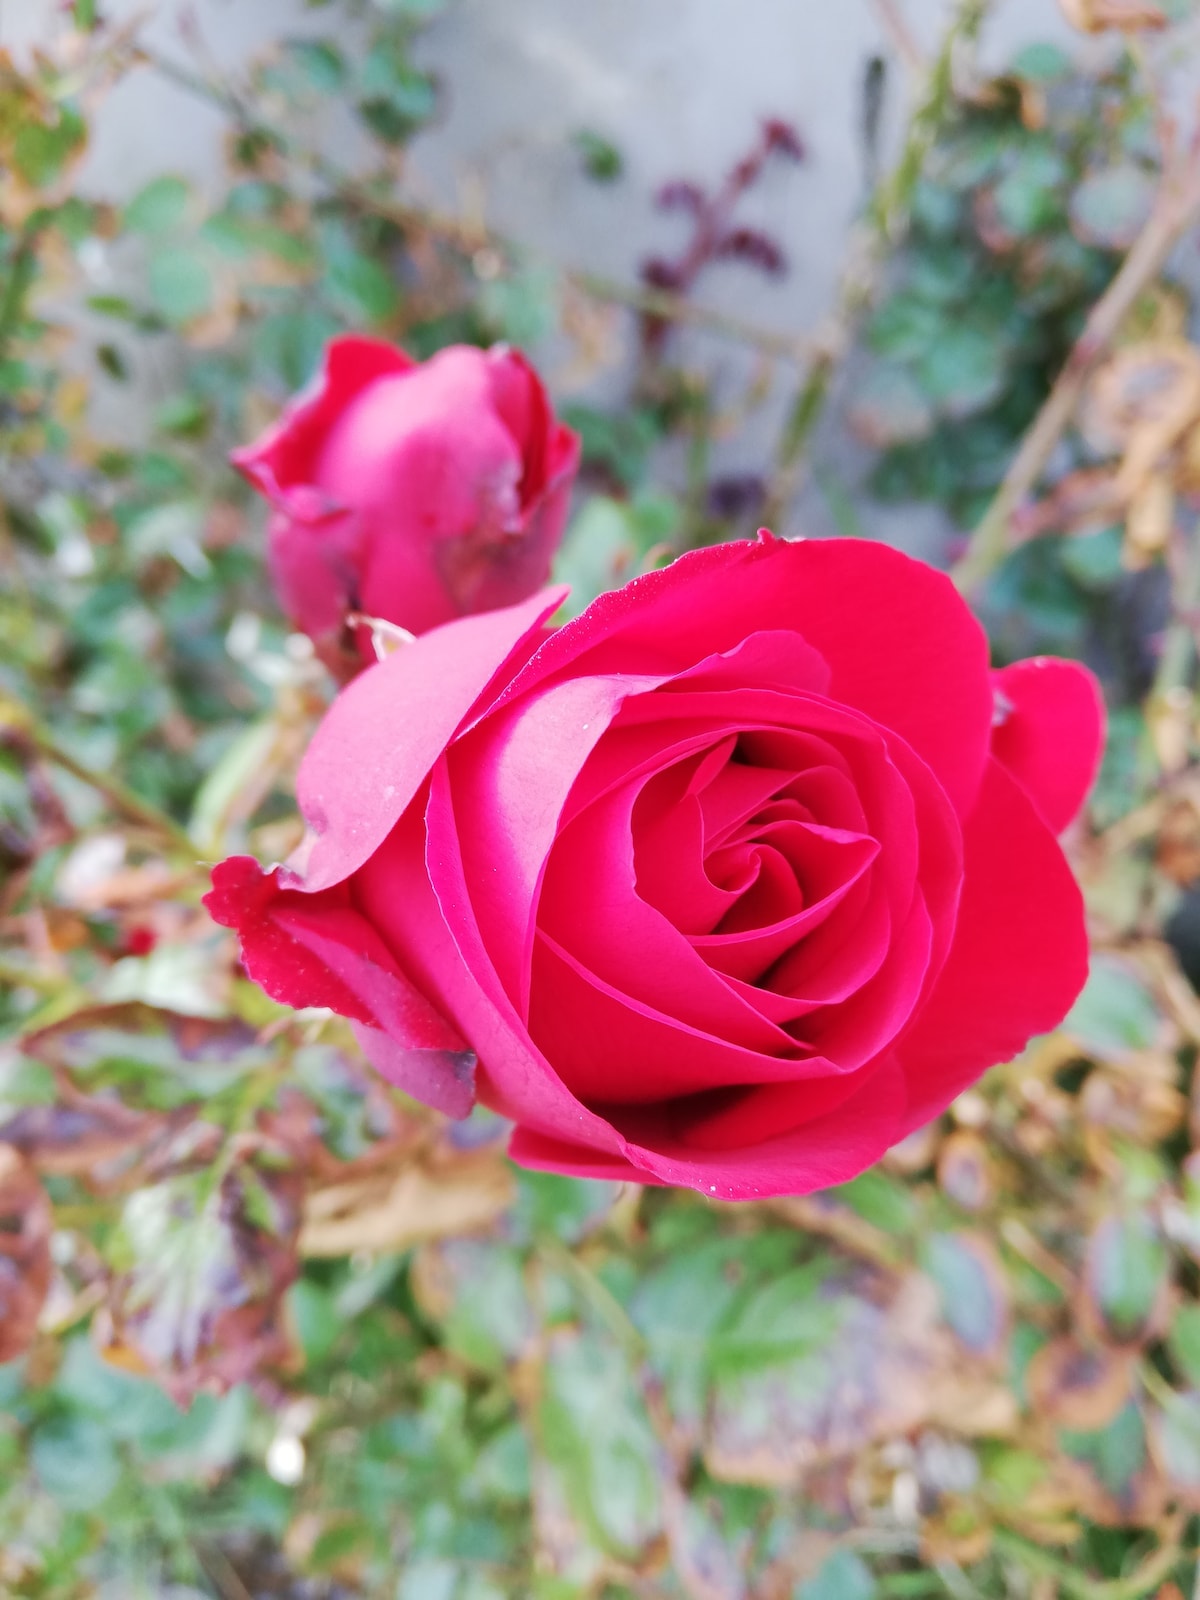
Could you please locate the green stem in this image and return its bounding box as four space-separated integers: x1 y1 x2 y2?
0 955 70 996
18 720 197 857
990 1526 1185 1600
537 1232 647 1364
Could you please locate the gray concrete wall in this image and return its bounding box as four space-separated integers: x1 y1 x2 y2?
0 0 1092 551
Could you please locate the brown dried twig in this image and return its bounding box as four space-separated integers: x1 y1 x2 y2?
951 118 1200 596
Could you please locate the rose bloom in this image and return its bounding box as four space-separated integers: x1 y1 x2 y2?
233 336 580 659
207 535 1102 1199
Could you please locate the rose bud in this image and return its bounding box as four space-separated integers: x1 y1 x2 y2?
232 336 580 666
206 536 1103 1200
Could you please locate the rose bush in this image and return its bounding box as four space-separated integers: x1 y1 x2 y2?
233 336 580 660
207 535 1102 1199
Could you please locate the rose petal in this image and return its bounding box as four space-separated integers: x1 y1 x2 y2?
205 857 475 1116
896 755 1089 1131
503 537 993 815
230 334 414 515
507 1127 665 1184
445 671 662 1012
992 658 1105 834
286 586 565 894
509 1053 907 1200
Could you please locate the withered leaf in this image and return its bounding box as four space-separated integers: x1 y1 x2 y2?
104 1143 302 1404
0 1089 164 1181
301 1145 515 1258
1079 1210 1172 1350
1058 0 1168 30
1025 1338 1135 1430
706 1272 955 1486
0 1143 52 1363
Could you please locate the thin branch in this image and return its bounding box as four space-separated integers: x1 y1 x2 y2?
763 0 988 527
951 129 1200 596
2 716 197 857
872 0 926 75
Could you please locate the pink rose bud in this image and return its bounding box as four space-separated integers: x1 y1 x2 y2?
231 336 581 664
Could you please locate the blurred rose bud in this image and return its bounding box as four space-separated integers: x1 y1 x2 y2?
232 336 580 668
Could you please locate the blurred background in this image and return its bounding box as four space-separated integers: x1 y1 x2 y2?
5 1 1200 1597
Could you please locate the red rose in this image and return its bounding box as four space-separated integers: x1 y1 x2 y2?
206 536 1102 1200
232 336 580 659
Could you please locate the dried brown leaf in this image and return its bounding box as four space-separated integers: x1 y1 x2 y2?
301 1145 515 1257
1058 0 1168 30
1025 1338 1135 1430
0 1143 51 1363
705 1272 1011 1488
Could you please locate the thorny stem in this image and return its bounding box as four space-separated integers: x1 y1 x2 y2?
764 0 988 528
137 46 812 367
951 127 1200 597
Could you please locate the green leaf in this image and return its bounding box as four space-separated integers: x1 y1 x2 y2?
358 41 437 144
632 1238 743 1426
514 1169 619 1244
32 1416 121 1508
991 143 1069 237
397 1559 459 1600
13 107 86 187
433 1242 534 1373
326 244 401 323
479 266 558 347
800 1548 878 1600
1070 163 1155 252
1059 526 1124 590
1156 1391 1200 1494
554 497 642 618
1084 1211 1168 1345
574 129 623 182
188 716 278 855
1061 1401 1146 1497
148 248 215 324
711 1260 845 1376
1009 42 1071 83
1065 955 1161 1057
922 1233 1008 1357
1169 1305 1200 1385
254 307 342 391
124 499 209 578
283 38 347 94
916 324 1008 419
540 1332 661 1558
846 365 935 449
125 175 190 236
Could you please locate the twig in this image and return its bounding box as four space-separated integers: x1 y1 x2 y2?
2 714 197 857
764 0 988 527
952 128 1200 596
191 1539 255 1600
137 45 812 366
0 955 73 996
991 1520 1188 1600
872 0 926 75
